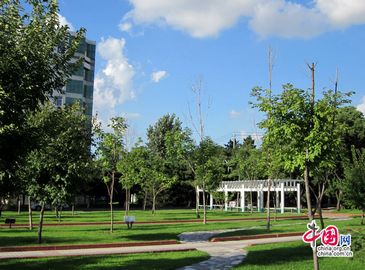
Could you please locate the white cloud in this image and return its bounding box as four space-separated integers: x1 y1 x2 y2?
316 0 365 28
119 22 132 32
124 0 365 39
229 110 242 118
94 37 135 120
249 1 329 38
58 13 75 31
357 96 365 115
151 70 167 82
125 0 258 38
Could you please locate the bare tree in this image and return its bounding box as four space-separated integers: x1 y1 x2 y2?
188 77 211 223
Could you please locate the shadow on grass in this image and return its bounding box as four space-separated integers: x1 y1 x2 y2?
243 243 311 266
0 252 209 270
122 232 178 242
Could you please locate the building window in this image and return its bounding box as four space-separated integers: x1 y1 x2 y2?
66 80 83 94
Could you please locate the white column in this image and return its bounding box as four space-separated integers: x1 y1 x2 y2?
241 189 245 212
280 182 285 214
224 185 228 211
257 191 260 212
210 193 213 210
276 190 279 211
260 184 264 212
297 183 301 214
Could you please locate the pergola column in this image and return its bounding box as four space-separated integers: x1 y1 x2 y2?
224 185 228 211
210 193 213 210
297 183 301 214
280 182 285 213
240 189 245 212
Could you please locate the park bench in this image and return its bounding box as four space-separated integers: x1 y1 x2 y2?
5 218 15 228
124 216 135 229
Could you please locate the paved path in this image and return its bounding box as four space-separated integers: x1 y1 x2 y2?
177 229 301 270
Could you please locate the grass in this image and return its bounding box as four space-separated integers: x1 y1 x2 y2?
1 215 363 248
0 250 210 270
233 241 365 270
0 218 291 247
0 208 305 224
214 217 365 239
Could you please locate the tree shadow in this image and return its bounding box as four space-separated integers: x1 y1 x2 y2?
243 243 312 266
0 251 209 270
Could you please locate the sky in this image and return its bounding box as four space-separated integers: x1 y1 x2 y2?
58 0 365 146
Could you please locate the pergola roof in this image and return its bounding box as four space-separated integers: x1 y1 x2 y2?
198 179 303 192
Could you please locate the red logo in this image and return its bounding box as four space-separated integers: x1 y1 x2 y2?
302 220 339 249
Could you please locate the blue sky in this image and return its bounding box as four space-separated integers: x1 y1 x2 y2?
58 0 365 146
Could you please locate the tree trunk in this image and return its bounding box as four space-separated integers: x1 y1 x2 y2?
37 203 45 244
318 198 325 229
361 210 364 225
202 188 206 224
28 197 33 230
17 196 21 214
143 191 147 211
266 179 271 231
110 172 115 233
152 192 156 215
195 186 200 218
125 188 129 216
335 190 342 211
304 163 319 270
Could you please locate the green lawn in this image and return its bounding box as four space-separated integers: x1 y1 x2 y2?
214 217 365 239
233 241 365 270
1 216 363 248
0 208 305 224
0 250 210 270
1 218 292 247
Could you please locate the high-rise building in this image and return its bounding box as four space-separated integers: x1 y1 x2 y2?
53 36 96 120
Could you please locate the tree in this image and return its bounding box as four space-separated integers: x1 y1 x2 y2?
95 117 127 232
194 138 225 224
327 106 365 210
21 103 92 243
117 140 145 216
146 114 190 214
343 148 365 225
251 83 351 270
0 0 85 204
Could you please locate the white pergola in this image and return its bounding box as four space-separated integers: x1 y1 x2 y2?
197 179 303 214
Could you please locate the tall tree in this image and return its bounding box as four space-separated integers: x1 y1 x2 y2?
95 117 127 232
146 114 190 214
194 138 225 224
0 0 85 204
21 103 92 243
252 83 351 270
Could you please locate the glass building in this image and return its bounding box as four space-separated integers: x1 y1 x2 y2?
53 36 96 121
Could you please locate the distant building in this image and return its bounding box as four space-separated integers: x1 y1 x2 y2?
53 35 96 120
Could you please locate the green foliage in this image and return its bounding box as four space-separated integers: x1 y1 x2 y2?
194 138 225 191
0 0 85 197
251 84 351 174
343 148 365 214
95 117 127 183
21 103 93 206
